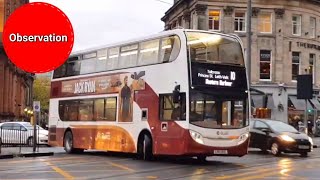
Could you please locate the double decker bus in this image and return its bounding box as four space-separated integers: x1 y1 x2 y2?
49 29 251 161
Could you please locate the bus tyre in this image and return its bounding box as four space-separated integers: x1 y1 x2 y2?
64 131 84 154
137 134 153 161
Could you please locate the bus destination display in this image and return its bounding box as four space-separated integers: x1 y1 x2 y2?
191 62 246 89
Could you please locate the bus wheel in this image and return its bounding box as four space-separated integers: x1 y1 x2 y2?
137 134 153 161
64 131 83 154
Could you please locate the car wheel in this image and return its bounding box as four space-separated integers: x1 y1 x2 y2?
271 142 281 156
27 137 34 147
300 152 308 157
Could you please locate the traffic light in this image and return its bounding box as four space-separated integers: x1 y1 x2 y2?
308 109 313 113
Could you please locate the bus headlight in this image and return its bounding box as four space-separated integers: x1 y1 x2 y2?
237 132 249 145
189 130 204 145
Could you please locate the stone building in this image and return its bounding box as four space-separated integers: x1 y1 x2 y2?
161 0 320 125
0 0 34 122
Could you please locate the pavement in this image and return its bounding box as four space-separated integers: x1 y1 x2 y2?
0 146 64 159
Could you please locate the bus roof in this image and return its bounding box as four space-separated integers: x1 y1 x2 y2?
70 29 242 57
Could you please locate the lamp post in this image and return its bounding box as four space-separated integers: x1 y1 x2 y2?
246 0 252 88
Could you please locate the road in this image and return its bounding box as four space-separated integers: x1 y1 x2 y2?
0 147 319 180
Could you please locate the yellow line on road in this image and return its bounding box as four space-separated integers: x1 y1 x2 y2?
236 169 288 180
5 156 83 164
44 161 74 180
215 168 274 180
109 162 135 172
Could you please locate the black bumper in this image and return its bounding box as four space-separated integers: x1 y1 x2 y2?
280 140 312 153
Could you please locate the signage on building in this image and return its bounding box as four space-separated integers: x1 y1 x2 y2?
296 42 320 51
260 50 271 61
191 62 247 89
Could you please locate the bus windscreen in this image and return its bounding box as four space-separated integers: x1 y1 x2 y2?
186 32 244 66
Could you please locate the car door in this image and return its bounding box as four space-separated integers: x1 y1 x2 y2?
251 120 270 149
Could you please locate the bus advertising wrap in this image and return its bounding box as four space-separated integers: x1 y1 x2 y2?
191 62 247 90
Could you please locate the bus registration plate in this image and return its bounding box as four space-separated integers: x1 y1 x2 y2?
214 150 228 154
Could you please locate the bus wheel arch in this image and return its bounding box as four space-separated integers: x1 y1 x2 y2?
63 128 83 154
137 129 153 161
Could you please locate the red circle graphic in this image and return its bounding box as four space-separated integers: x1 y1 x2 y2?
2 2 74 73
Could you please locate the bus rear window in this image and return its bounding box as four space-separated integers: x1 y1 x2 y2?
186 32 244 66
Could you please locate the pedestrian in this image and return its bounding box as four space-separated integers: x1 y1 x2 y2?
308 119 313 136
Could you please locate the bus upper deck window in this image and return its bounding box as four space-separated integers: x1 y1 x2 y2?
66 61 81 76
96 49 107 72
108 47 120 70
160 35 180 63
138 39 160 66
53 63 67 78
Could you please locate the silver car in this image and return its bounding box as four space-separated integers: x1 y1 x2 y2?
0 122 48 146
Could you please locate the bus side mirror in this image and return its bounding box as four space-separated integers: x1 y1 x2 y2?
173 85 180 104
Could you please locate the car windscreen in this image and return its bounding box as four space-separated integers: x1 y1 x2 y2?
266 121 298 133
22 123 33 129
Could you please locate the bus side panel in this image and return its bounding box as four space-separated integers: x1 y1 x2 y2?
48 126 65 147
71 125 136 153
135 83 188 155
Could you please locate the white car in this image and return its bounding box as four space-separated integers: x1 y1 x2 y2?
0 122 48 146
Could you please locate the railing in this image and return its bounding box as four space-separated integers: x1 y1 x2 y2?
0 126 46 154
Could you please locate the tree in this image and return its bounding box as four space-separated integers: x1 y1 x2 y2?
33 77 51 112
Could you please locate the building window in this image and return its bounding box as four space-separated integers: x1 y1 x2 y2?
234 11 246 32
310 17 316 38
258 13 272 33
259 50 271 80
292 15 301 36
209 10 220 31
292 52 300 81
309 54 316 84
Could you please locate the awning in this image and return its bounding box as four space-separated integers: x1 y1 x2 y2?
267 95 275 109
251 95 263 108
310 98 320 110
251 94 275 109
288 96 313 110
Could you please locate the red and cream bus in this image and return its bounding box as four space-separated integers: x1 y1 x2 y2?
49 29 251 161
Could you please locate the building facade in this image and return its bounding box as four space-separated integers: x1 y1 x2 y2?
161 0 320 125
0 0 34 122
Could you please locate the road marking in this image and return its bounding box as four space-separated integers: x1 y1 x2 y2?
146 176 158 179
215 168 274 180
109 162 135 172
44 161 74 180
236 169 286 180
4 156 82 164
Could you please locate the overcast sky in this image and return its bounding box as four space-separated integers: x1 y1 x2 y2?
29 0 173 52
